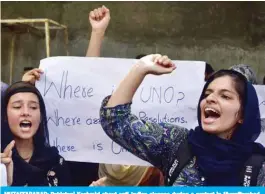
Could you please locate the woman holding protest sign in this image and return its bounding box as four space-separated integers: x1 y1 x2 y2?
100 54 265 186
1 81 71 186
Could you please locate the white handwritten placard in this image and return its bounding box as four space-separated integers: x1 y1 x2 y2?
36 57 265 165
36 57 205 165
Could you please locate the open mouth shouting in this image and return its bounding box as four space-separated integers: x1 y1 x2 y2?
19 120 32 132
202 107 221 124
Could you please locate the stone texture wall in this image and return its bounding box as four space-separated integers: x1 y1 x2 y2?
1 2 265 83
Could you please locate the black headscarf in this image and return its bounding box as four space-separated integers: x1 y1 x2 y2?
1 81 49 148
188 70 265 186
1 81 61 186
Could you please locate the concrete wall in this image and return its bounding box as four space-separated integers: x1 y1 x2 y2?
1 2 265 84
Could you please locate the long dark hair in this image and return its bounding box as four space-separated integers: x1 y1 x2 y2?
1 81 50 151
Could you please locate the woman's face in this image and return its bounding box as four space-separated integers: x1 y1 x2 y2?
7 92 41 140
200 76 243 139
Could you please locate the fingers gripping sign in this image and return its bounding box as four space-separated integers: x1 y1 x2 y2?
22 68 44 85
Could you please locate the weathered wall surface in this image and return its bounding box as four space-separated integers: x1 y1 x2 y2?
1 2 265 83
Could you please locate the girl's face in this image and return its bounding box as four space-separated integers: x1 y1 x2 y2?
7 92 41 140
200 76 243 139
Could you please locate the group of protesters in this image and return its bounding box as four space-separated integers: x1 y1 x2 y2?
1 5 265 187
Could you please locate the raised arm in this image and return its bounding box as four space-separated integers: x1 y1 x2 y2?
86 5 110 57
100 55 189 170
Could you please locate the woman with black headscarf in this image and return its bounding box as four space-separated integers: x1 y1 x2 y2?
1 81 71 186
99 54 265 186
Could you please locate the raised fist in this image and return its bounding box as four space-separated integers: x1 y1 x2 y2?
137 54 176 75
89 5 110 33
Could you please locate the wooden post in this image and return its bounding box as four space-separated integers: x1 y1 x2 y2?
64 28 69 56
45 20 50 57
9 33 16 84
1 18 68 81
